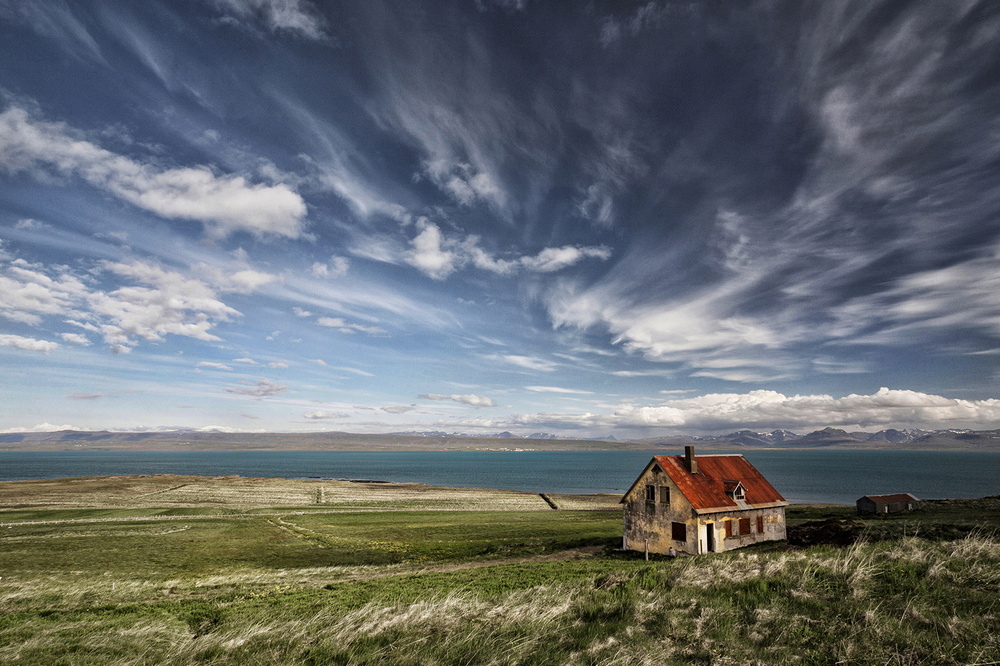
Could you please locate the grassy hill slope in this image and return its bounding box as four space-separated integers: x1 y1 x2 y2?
0 476 997 665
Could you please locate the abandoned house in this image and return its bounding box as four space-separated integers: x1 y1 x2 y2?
620 446 788 556
856 493 921 515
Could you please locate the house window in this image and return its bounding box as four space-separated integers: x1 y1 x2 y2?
740 518 751 535
757 516 764 534
659 486 670 504
725 521 733 538
734 485 745 501
645 485 656 502
671 522 686 542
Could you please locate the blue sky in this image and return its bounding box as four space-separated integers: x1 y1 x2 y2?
2 0 1000 437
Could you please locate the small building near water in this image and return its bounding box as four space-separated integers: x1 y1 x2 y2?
620 447 788 556
856 493 921 515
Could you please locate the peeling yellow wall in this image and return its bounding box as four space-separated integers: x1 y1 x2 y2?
622 465 697 554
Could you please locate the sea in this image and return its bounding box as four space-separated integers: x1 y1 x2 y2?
0 449 997 504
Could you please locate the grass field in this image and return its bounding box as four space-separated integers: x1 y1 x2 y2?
1 476 998 664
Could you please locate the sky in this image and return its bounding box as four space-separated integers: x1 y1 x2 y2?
2 0 1000 438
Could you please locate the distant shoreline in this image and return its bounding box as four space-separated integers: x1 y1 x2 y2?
2 428 998 452
1 442 997 453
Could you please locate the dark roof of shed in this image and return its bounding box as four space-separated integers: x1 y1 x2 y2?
621 454 787 512
858 493 920 504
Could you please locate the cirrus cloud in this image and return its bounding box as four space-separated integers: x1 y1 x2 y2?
419 393 495 407
401 218 612 281
303 410 350 420
224 378 288 398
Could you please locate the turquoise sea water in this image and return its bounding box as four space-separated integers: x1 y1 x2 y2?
0 449 997 504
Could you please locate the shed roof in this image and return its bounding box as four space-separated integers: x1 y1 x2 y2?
858 493 920 504
621 454 787 513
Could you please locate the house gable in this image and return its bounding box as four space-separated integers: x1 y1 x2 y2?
621 462 692 514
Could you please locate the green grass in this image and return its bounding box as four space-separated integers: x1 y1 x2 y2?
1 477 998 664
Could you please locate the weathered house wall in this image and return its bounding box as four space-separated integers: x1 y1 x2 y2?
622 464 697 554
699 507 786 553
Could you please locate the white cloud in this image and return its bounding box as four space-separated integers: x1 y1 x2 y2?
224 378 288 397
197 361 232 371
2 255 276 353
90 261 243 350
68 393 106 400
14 218 44 230
599 2 688 46
612 387 1000 432
419 393 495 407
233 357 259 365
0 334 58 353
830 248 1000 345
524 386 593 394
0 259 89 325
60 332 91 346
311 256 349 278
0 422 77 434
545 277 791 377
812 358 870 375
577 183 614 226
333 366 374 377
520 246 612 273
310 358 328 366
316 316 386 335
211 0 328 40
0 106 307 239
303 410 349 419
499 355 558 372
471 387 1000 434
0 0 105 64
381 405 415 414
268 361 289 368
405 221 456 280
401 219 611 280
203 266 280 294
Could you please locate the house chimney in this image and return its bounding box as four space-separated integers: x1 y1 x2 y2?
684 446 698 474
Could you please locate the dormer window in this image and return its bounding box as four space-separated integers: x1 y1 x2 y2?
724 480 746 502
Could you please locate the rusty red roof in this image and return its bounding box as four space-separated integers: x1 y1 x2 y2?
859 493 920 504
624 454 787 512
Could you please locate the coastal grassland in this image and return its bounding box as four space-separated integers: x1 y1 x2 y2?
0 479 997 665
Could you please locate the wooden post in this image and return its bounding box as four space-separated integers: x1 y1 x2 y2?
644 539 648 561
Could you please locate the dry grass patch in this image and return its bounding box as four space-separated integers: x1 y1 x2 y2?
546 493 620 511
0 475 554 514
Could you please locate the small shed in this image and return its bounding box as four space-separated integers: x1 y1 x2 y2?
856 493 921 515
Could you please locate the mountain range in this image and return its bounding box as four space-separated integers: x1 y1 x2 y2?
0 427 997 451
